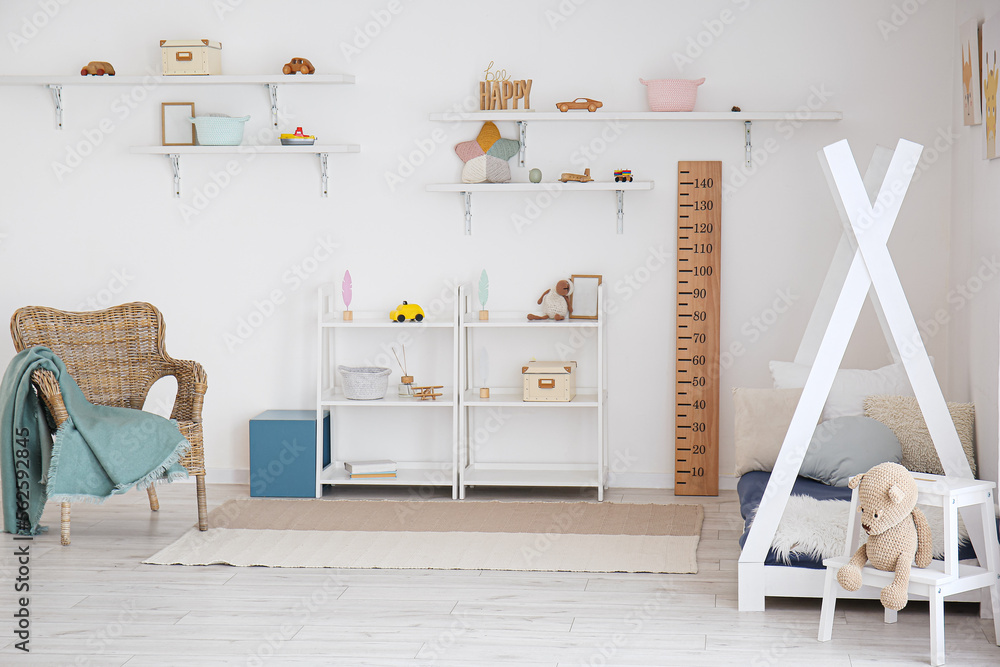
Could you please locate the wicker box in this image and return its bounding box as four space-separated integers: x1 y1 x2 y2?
160 39 222 75
522 360 577 402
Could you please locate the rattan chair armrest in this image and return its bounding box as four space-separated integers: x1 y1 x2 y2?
162 359 208 422
30 368 69 428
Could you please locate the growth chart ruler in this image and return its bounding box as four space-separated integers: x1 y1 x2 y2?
674 161 721 496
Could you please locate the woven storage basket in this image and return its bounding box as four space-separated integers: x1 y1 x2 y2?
639 77 705 112
189 114 250 146
338 366 391 400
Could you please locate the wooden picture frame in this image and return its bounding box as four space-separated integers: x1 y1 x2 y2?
569 274 602 319
161 102 195 146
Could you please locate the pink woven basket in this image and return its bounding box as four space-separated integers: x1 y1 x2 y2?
639 77 705 112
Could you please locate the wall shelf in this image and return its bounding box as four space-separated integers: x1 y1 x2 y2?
0 73 356 129
427 181 654 235
130 144 361 197
429 110 843 167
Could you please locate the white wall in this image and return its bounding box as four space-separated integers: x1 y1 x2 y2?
952 0 1000 489
0 0 958 488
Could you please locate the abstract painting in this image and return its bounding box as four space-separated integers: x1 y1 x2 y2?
960 18 982 126
983 14 1000 158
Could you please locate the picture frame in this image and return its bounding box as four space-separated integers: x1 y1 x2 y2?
161 102 195 146
570 274 602 319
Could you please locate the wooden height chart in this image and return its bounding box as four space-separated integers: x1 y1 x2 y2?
675 161 721 495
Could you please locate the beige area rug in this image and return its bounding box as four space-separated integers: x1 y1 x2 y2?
145 499 704 573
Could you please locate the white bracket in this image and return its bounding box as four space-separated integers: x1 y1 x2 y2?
48 84 63 130
744 121 752 167
319 152 329 197
616 190 625 234
267 84 279 127
517 121 527 167
167 154 181 198
463 191 472 235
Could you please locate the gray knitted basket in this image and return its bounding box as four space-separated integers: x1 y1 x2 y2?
338 365 391 400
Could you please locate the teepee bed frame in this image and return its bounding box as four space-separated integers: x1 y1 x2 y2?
737 139 998 613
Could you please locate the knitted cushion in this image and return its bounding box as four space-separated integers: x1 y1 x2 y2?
455 122 519 183
863 395 976 476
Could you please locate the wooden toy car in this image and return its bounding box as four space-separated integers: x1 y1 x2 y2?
556 98 603 112
80 61 115 76
558 168 593 183
390 301 425 322
614 169 633 182
282 58 315 75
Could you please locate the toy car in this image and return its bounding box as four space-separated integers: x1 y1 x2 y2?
282 57 315 75
614 169 633 183
556 98 602 112
80 61 115 76
558 168 593 183
390 301 425 322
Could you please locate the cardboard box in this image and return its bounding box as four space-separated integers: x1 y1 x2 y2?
522 360 577 402
160 39 222 75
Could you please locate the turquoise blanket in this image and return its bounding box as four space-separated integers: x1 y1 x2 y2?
1 346 189 535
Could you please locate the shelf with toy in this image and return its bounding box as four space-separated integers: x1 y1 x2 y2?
461 388 600 407
428 110 842 168
456 284 607 500
316 283 460 498
426 181 654 235
129 144 361 198
321 388 456 407
0 73 356 129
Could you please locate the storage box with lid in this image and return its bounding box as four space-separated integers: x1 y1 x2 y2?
522 360 577 402
160 39 222 75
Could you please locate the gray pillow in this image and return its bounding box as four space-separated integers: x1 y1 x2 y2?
800 416 902 486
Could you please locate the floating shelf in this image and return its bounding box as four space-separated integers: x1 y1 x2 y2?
427 181 654 235
0 73 356 129
129 144 361 197
429 110 843 167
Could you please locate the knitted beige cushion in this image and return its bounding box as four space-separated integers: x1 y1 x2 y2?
733 388 803 476
863 395 976 476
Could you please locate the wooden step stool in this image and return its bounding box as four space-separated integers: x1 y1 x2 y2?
818 473 1000 665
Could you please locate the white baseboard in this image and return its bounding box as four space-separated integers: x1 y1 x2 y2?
183 470 738 491
169 468 249 485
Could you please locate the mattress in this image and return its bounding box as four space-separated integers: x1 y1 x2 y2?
737 471 982 568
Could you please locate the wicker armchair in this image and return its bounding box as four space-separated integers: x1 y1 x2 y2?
10 302 208 545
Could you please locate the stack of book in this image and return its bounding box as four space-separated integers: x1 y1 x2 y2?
344 460 397 479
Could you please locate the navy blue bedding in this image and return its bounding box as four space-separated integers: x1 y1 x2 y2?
737 471 984 568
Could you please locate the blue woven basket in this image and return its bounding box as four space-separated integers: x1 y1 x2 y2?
190 115 250 146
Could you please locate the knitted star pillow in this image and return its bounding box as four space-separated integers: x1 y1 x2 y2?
455 121 520 183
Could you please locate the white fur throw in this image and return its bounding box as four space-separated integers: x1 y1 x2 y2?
768 495 969 565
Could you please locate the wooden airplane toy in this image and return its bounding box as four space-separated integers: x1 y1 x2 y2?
411 385 443 400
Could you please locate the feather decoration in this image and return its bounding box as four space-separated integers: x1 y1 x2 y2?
478 269 489 309
342 270 352 310
480 348 489 387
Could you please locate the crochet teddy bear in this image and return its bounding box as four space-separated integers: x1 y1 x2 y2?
527 279 573 320
836 461 932 610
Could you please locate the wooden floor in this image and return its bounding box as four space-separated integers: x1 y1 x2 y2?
1 483 998 666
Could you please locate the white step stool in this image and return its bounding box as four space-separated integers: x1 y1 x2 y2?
818 472 1000 665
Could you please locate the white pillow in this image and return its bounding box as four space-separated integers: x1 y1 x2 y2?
769 360 917 422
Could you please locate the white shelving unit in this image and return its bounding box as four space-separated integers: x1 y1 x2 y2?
428 109 843 167
0 73 356 129
457 285 608 500
427 181 654 235
316 285 460 499
130 144 361 197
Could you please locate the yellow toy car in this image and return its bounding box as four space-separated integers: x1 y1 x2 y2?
390 301 425 322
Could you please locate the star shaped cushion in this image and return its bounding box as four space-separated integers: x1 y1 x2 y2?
455 121 520 183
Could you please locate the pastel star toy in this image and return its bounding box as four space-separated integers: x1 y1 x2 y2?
454 121 520 183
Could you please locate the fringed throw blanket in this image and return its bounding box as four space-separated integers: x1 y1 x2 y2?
0 346 189 535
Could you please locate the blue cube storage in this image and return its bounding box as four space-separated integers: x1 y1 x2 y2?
249 410 330 498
